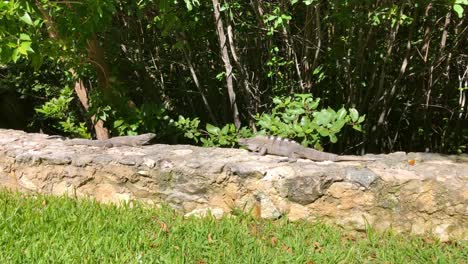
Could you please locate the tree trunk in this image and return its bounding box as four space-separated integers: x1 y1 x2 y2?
211 0 241 129
226 16 259 124
36 1 109 139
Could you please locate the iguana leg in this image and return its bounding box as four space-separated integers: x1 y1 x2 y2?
259 147 267 155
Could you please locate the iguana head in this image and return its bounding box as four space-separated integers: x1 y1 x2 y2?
140 133 157 144
238 136 268 152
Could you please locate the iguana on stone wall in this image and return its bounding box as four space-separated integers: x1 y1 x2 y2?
48 133 156 147
238 135 377 162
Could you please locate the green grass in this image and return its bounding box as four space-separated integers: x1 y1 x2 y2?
0 190 465 263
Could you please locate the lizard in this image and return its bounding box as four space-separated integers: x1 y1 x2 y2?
47 133 156 148
238 135 378 162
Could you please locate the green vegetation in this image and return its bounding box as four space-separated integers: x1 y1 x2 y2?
173 94 366 148
0 190 465 263
254 94 365 150
0 0 467 153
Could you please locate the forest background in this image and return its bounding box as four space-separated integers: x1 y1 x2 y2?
0 0 467 154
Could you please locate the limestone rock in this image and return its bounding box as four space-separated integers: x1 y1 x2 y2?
0 129 467 242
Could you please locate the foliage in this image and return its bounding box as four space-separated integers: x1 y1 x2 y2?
170 117 252 147
35 86 90 138
170 115 201 142
0 1 42 65
0 0 466 153
453 0 468 18
108 102 171 137
256 94 365 150
0 190 466 263
170 94 362 149
264 6 292 36
200 124 252 147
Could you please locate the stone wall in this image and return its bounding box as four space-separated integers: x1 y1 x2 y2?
0 129 466 241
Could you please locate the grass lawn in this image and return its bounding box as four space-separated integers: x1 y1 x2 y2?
0 190 465 263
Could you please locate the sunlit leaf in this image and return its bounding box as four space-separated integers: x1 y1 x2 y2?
453 4 464 18
20 12 33 25
206 124 220 135
19 34 31 41
349 108 359 122
114 120 124 128
336 108 347 120
353 124 363 132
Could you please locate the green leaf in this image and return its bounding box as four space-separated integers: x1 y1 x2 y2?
273 97 282 104
310 98 320 109
11 48 19 62
349 108 359 122
353 124 363 132
184 0 193 11
215 72 225 80
114 120 124 128
200 138 214 147
357 115 366 123
19 34 31 41
287 108 305 116
314 110 332 125
329 134 338 143
98 111 108 121
317 127 329 136
19 41 33 54
266 15 278 22
221 124 229 134
453 4 464 18
293 124 303 134
330 119 346 133
336 108 347 120
219 137 228 145
313 141 323 150
206 123 220 135
17 45 27 55
20 12 33 25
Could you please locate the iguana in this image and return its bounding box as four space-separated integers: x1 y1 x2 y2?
238 135 377 162
48 133 156 148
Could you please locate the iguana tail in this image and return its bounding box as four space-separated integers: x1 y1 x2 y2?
303 148 377 161
302 148 341 161
335 155 377 161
